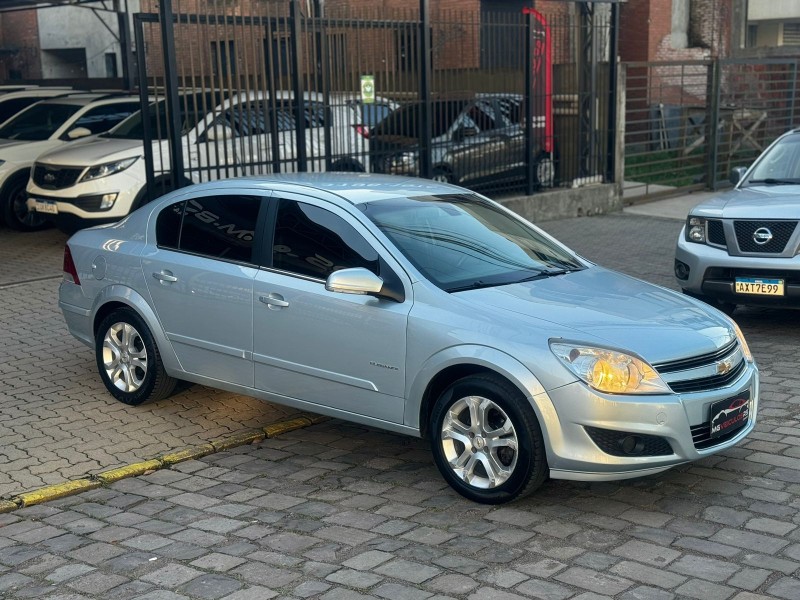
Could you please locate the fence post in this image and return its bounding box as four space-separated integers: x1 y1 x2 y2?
606 0 620 184
524 9 534 196
158 0 185 189
615 66 626 200
706 59 721 189
289 0 308 172
418 0 432 180
133 15 154 201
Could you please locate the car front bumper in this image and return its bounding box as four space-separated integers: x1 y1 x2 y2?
675 229 800 307
532 360 758 480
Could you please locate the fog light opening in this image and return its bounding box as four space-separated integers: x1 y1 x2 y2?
674 259 690 280
619 435 645 455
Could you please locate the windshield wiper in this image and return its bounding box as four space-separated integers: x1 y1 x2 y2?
514 267 581 283
747 178 799 185
446 280 496 293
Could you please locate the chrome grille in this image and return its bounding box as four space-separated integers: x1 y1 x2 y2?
33 164 83 190
691 418 746 449
734 220 797 253
654 340 745 394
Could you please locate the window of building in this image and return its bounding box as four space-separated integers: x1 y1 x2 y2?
105 53 118 78
783 23 800 45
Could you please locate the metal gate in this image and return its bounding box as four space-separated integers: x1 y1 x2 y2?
132 0 615 201
623 58 798 202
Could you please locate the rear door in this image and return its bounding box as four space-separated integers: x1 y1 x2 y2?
142 190 266 385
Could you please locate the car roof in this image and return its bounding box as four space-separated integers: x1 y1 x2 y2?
38 93 140 106
185 173 466 206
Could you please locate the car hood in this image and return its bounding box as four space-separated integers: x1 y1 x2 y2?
36 136 144 167
456 267 735 365
0 138 61 161
0 138 26 151
691 186 800 219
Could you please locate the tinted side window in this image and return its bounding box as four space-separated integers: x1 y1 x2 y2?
179 195 260 263
272 200 379 279
156 201 184 249
73 102 140 134
0 97 39 124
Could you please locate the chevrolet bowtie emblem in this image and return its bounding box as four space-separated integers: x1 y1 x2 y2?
716 359 733 375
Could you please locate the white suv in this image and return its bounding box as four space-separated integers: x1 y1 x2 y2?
27 91 395 232
0 93 141 230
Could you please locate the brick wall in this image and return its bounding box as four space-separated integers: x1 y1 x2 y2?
0 10 42 80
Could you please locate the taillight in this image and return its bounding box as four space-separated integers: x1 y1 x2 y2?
63 244 81 285
353 124 370 139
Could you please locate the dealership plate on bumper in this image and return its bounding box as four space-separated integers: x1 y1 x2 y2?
735 277 784 296
710 393 750 439
32 200 58 215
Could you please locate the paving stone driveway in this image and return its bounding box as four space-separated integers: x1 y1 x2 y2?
1 213 799 600
0 229 299 497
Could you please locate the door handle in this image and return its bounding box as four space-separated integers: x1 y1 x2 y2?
153 271 178 283
259 294 289 308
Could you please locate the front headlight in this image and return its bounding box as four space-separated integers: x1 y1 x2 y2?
550 342 671 395
686 216 706 243
729 320 754 363
79 157 139 182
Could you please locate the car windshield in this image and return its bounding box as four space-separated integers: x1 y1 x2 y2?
746 133 800 184
104 94 217 140
0 103 81 141
373 100 469 139
360 194 584 292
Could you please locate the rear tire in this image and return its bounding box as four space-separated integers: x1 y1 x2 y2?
95 308 177 406
431 167 456 185
430 374 547 504
2 172 48 231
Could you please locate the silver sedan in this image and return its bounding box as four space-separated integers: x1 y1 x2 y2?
60 174 758 503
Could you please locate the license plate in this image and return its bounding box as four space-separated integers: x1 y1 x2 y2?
734 277 784 296
33 200 58 215
709 393 750 439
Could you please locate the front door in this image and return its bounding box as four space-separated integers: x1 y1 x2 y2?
252 192 411 423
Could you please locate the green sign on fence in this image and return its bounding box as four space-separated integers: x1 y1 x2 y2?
360 75 375 104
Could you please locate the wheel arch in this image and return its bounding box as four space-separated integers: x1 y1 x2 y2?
91 285 182 375
410 345 547 439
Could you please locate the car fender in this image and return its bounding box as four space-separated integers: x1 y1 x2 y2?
91 284 183 374
406 344 551 430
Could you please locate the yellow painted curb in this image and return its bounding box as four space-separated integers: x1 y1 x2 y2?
0 500 21 513
96 459 164 484
210 430 265 452
16 479 101 508
264 416 312 438
160 444 216 466
1 412 323 513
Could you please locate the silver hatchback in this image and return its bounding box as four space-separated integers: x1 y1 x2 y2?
60 174 758 503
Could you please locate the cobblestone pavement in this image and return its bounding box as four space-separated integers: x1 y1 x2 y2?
1 214 799 600
0 228 300 497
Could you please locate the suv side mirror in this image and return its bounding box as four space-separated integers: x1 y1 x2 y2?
67 127 92 140
326 268 384 296
729 166 749 185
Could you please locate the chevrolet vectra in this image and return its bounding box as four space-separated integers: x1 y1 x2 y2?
59 174 758 503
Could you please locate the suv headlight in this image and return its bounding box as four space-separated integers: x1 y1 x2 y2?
80 157 139 182
686 216 706 244
550 342 671 395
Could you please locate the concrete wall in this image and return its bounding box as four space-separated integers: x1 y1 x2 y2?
499 184 622 223
749 0 800 21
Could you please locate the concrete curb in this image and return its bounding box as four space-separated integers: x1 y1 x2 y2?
0 413 327 514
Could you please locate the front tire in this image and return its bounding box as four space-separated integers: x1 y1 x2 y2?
2 172 48 231
430 374 547 504
431 167 456 185
95 308 177 406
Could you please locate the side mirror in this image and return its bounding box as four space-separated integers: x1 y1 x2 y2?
453 125 478 143
67 127 92 140
730 166 749 185
205 124 235 142
326 267 384 296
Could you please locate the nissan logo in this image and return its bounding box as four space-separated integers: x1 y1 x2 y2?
752 227 773 245
43 172 56 183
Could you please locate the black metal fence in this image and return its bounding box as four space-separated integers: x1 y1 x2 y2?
623 58 799 201
134 0 616 201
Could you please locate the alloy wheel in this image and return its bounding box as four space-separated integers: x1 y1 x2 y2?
102 322 148 393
